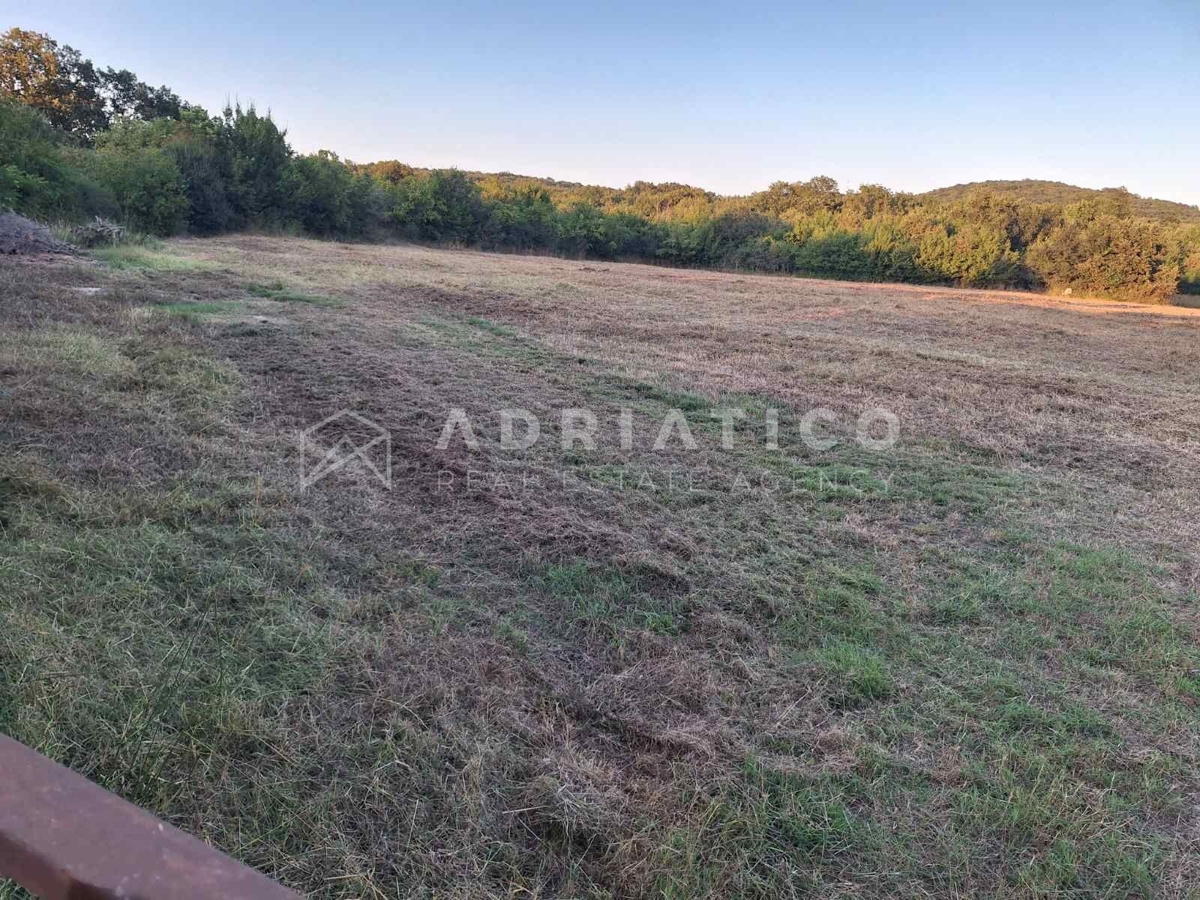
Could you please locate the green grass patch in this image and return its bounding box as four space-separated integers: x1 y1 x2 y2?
952 751 1163 895
765 558 892 648
895 459 1022 512
655 760 869 899
540 559 685 637
0 467 332 808
3 327 130 377
466 316 516 337
789 462 892 499
113 345 240 420
247 281 343 307
632 381 713 413
814 639 894 707
413 315 555 367
92 244 209 272
155 300 243 321
4 327 238 430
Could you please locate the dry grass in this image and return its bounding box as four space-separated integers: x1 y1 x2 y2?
2 236 1199 898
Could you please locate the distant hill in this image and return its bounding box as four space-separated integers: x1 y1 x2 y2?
398 170 1200 223
916 179 1200 222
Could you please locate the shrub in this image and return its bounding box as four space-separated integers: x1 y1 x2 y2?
557 202 612 257
482 185 558 250
291 152 386 237
286 152 363 237
388 170 486 243
791 229 872 279
555 204 662 259
1027 217 1181 303
0 100 111 219
705 210 780 261
169 138 235 234
1176 226 1200 295
912 219 1022 287
219 103 291 226
87 145 189 235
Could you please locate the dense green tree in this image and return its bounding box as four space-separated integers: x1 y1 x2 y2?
355 159 416 185
1178 225 1200 294
219 103 291 225
0 28 184 140
482 184 558 249
753 176 842 220
389 170 486 243
285 150 385 237
170 137 235 233
101 67 182 121
87 141 189 234
0 28 107 138
556 202 611 257
621 181 715 221
86 112 233 234
840 184 908 224
913 219 1021 287
1027 216 1180 302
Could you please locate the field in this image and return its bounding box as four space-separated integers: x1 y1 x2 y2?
3 237 1200 898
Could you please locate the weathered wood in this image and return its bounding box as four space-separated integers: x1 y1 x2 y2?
0 734 298 899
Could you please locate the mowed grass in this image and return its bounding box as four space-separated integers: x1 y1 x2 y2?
1 238 1198 898
247 280 343 306
90 242 213 272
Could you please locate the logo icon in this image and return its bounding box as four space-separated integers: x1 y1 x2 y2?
300 410 391 491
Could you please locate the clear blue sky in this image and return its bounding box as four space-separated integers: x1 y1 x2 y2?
8 0 1199 205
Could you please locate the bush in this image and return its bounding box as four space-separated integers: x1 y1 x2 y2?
284 151 386 238
219 103 291 226
482 185 558 250
1027 216 1181 303
87 145 189 235
169 138 235 234
286 152 353 236
791 229 871 279
556 202 610 257
0 100 112 219
1176 226 1200 295
86 115 232 235
913 220 1022 288
861 218 923 281
388 170 486 243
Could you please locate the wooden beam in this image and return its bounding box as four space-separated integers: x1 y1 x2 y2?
0 734 298 899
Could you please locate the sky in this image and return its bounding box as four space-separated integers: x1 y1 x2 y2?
7 0 1200 205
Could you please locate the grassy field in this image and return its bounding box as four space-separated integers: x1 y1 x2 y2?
2 236 1199 898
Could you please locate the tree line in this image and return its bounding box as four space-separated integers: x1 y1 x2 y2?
3 27 1197 303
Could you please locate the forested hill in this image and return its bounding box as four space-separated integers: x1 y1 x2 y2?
916 180 1200 223
384 170 1200 225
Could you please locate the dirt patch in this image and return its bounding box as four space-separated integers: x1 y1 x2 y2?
0 213 76 256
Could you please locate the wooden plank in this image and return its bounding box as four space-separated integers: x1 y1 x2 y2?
0 734 298 899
